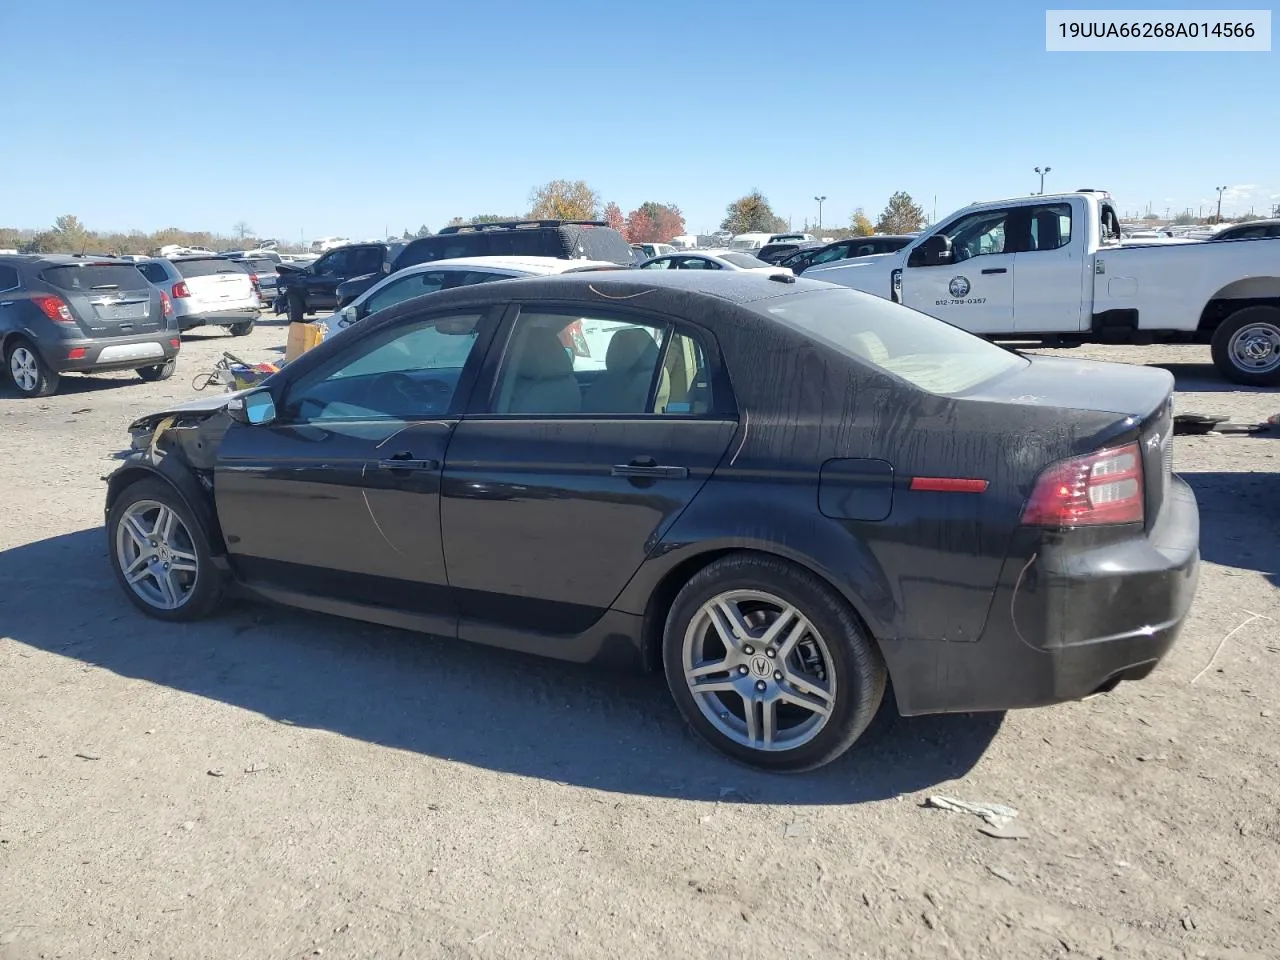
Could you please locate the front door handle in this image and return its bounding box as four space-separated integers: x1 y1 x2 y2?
981 267 1007 275
611 458 688 479
378 452 439 472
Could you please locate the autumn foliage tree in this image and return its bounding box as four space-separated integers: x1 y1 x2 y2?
850 208 875 236
720 191 787 234
625 202 686 242
602 202 626 235
528 179 600 221
875 192 927 234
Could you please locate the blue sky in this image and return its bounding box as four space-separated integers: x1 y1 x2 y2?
0 1 1275 240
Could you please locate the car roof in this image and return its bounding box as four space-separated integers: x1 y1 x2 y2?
5 253 133 266
395 255 621 276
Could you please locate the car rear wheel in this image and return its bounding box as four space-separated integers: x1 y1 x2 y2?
228 321 254 337
107 478 223 621
6 337 59 397
288 293 305 324
1211 306 1280 386
136 358 177 382
663 553 885 772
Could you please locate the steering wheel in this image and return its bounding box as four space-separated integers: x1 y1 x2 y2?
378 372 451 411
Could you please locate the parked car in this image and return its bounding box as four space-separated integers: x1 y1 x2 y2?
638 250 790 274
276 242 398 322
230 256 282 305
807 189 1280 385
730 232 814 252
1208 218 1280 241
782 235 917 274
324 256 623 340
635 243 678 259
103 270 1199 770
135 257 259 336
757 240 822 265
1 254 179 397
393 220 635 273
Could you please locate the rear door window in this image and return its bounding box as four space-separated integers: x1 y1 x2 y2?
41 263 150 292
0 265 21 292
136 262 169 284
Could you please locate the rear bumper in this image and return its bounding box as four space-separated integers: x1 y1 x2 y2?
46 331 181 374
882 475 1200 715
178 307 260 331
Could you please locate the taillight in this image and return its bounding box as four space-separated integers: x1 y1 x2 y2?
160 292 173 317
1021 442 1144 527
170 338 181 350
33 295 74 323
172 281 190 299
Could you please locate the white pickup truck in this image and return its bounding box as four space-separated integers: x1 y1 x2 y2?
806 189 1280 385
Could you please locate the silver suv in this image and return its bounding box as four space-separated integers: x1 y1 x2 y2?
135 256 260 336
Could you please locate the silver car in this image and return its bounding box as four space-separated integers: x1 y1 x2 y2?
135 256 260 336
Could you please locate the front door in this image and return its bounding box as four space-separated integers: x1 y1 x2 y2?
901 205 1016 335
214 309 495 635
441 304 737 639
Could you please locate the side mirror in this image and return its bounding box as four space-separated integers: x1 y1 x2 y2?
908 234 953 267
339 305 360 328
226 388 277 426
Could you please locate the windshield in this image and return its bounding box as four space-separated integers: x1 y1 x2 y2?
721 252 768 268
761 288 1026 396
172 257 248 278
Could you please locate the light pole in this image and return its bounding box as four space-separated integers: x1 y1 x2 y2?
1034 166 1052 195
814 195 826 231
1215 185 1228 223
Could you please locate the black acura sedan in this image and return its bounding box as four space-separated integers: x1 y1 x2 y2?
104 271 1200 771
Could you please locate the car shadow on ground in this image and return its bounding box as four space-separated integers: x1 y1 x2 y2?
1182 469 1280 587
1154 362 1274 394
1 528 1002 805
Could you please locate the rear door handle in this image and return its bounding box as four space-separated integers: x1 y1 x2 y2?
981 267 1007 275
611 459 688 479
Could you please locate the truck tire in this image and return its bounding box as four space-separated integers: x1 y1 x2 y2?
1210 305 1280 387
288 293 305 324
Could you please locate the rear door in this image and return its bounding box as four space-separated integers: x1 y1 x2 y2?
1012 201 1087 333
441 303 737 641
173 258 256 310
38 262 161 337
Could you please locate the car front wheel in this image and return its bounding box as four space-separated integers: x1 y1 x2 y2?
663 553 885 772
107 477 223 621
6 337 59 397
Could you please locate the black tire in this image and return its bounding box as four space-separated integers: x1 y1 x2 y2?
228 320 255 337
136 358 177 382
5 336 59 397
106 477 224 622
662 552 885 772
1210 305 1280 387
288 293 305 324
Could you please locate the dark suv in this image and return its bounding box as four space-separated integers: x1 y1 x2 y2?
1 254 180 397
393 220 634 271
278 242 404 323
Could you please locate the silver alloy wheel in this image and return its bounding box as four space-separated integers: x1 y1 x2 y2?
1229 321 1280 374
10 346 39 392
114 499 199 610
682 589 836 752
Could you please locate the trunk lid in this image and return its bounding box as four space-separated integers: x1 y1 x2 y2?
966 355 1175 527
39 262 162 338
172 257 257 309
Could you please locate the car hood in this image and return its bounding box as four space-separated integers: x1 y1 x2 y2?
127 389 251 432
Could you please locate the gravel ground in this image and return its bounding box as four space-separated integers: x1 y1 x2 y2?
1 318 1278 960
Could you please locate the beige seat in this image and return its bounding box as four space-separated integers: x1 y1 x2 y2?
583 328 667 414
501 327 582 414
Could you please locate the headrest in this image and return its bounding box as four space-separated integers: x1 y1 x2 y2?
606 327 658 373
519 327 574 380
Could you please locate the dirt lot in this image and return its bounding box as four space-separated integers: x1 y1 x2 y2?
1 317 1277 960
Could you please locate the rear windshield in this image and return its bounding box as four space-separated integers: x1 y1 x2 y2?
239 258 278 273
761 288 1026 396
172 258 249 278
41 264 149 292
